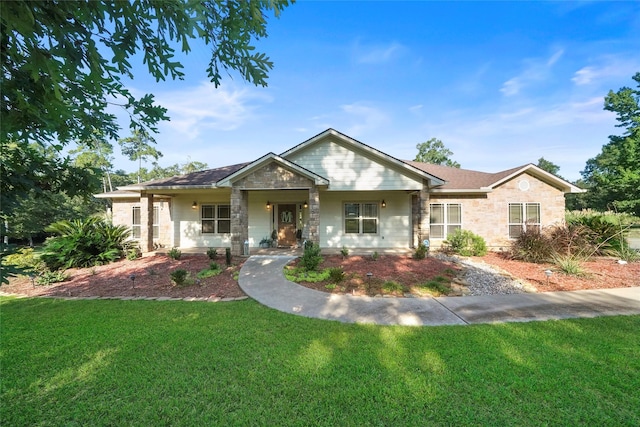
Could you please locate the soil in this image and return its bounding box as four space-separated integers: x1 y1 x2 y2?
2 252 639 299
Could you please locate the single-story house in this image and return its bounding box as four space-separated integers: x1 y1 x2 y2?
95 128 584 255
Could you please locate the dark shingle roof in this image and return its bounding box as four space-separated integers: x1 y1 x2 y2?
405 161 528 190
137 162 250 188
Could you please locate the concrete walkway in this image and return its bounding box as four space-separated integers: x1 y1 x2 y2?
238 255 640 326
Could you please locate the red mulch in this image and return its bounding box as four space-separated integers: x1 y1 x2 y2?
2 252 638 299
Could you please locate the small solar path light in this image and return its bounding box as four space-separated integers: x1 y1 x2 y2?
129 274 136 289
544 269 552 286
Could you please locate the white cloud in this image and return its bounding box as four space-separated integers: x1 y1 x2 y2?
155 81 272 139
572 57 640 86
353 41 405 64
340 102 391 136
500 49 565 96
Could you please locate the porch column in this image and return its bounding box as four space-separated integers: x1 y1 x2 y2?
307 185 320 246
231 187 248 255
140 192 154 253
413 182 430 247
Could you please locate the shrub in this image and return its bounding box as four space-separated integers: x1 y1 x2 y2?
510 226 553 263
126 247 141 261
209 262 221 271
547 223 597 258
327 267 345 283
36 270 69 286
170 269 189 286
340 246 349 258
444 229 487 257
371 251 379 261
382 281 404 293
207 247 217 260
550 253 586 276
2 247 43 272
416 276 451 296
225 247 232 266
413 241 428 260
168 247 182 260
40 217 133 270
197 268 221 279
300 242 323 271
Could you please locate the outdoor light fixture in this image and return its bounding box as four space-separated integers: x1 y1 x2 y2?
544 269 552 285
304 201 308 208
266 201 271 210
129 274 136 289
191 201 197 209
381 200 386 208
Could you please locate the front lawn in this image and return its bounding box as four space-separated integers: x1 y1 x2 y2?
2 297 639 426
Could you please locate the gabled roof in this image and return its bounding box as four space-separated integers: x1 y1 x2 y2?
406 161 584 193
282 128 446 186
216 153 330 187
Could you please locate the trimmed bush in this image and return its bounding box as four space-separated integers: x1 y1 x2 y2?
300 241 323 271
510 226 553 263
443 229 487 257
327 267 345 283
413 241 428 260
168 247 182 260
170 269 188 286
207 247 218 260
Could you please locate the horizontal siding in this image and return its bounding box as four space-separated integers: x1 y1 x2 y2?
286 138 422 191
319 191 412 249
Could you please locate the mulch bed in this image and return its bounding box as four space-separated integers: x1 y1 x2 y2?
2 252 639 299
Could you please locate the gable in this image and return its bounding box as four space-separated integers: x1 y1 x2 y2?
233 161 315 190
284 135 427 191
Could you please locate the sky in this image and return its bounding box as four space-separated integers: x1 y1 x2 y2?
110 1 640 183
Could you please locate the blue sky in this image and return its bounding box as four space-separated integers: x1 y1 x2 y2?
111 1 640 182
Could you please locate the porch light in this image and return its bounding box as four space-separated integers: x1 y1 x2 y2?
303 201 308 208
191 201 197 209
381 200 386 208
266 201 271 210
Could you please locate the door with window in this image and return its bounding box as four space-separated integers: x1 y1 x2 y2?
277 204 297 247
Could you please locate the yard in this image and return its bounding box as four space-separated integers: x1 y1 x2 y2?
1 297 639 425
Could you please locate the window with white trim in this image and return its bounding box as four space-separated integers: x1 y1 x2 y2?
429 203 462 239
344 202 378 234
201 204 231 234
132 206 159 239
508 203 540 238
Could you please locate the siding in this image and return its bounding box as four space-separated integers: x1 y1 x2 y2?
286 137 423 191
319 191 412 248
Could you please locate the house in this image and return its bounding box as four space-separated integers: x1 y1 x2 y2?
95 128 583 255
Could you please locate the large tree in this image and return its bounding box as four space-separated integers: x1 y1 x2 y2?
536 157 562 178
414 138 461 168
1 0 292 231
581 72 640 216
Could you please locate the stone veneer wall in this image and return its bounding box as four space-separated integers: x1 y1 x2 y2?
110 198 172 250
230 162 315 254
430 173 566 249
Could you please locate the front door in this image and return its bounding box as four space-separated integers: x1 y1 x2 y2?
277 204 297 247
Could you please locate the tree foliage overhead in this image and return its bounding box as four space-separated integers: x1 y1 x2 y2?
536 157 562 178
581 72 640 216
1 0 292 147
414 138 461 168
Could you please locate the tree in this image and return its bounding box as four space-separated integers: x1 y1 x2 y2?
1 0 292 223
581 72 640 216
414 138 461 168
1 0 292 148
118 130 163 183
536 157 562 178
70 134 116 192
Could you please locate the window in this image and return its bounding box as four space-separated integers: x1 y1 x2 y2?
429 203 462 239
201 204 231 234
132 206 159 239
509 203 540 238
344 202 378 234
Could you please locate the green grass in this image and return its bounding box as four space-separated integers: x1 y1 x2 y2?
2 297 639 426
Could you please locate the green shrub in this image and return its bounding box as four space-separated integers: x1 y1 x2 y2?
40 217 133 270
300 242 323 271
284 266 329 283
382 281 404 293
340 246 349 258
413 242 428 260
36 270 69 286
444 229 487 257
327 266 345 283
371 251 379 261
2 247 42 272
126 247 141 261
550 253 586 276
325 283 336 290
417 276 451 296
168 247 182 260
170 269 189 286
197 268 221 279
206 247 217 260
225 247 232 266
209 262 221 271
